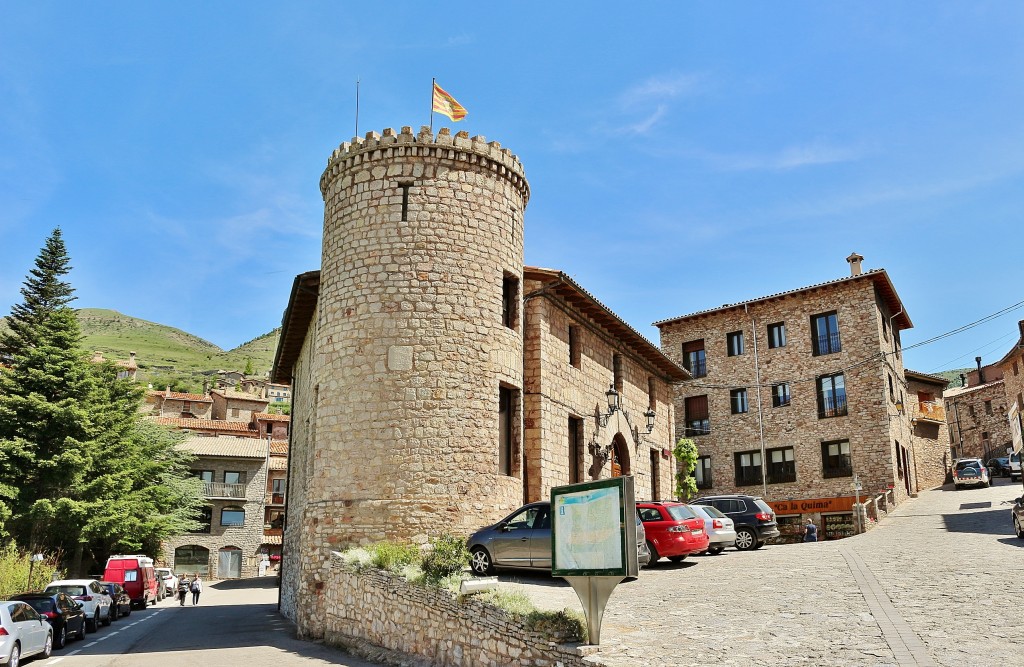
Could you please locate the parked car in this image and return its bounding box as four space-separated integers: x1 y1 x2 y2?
692 494 780 550
467 501 650 575
154 569 178 600
1013 494 1024 539
103 554 158 608
42 580 113 633
97 582 131 620
0 600 53 666
953 458 990 489
690 504 737 554
1010 452 1021 481
636 501 709 564
10 592 85 649
986 457 1010 477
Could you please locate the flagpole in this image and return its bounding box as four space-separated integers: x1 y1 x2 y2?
355 77 360 137
430 77 435 133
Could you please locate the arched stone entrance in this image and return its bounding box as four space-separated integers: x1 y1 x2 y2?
611 433 631 477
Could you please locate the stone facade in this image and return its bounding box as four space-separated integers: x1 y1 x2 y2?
655 262 924 527
319 563 594 667
944 379 1012 460
994 320 1024 456
161 436 270 579
211 388 270 422
143 390 213 419
905 370 951 489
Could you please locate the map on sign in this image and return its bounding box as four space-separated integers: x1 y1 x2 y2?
554 486 623 570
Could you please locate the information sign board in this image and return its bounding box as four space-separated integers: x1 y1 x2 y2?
551 476 637 578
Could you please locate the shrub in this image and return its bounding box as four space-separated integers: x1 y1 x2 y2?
479 589 587 642
0 545 63 599
422 533 469 580
368 541 421 572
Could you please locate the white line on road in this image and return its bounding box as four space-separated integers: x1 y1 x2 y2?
85 641 97 647
107 630 119 635
66 650 81 656
44 658 64 665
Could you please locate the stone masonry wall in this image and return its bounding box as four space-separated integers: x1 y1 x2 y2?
657 276 913 505
316 562 595 667
944 381 1012 459
905 375 951 490
523 278 676 503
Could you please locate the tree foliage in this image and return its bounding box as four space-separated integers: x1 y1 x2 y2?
673 437 699 500
243 357 254 376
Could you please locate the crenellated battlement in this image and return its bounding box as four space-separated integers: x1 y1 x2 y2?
320 125 529 203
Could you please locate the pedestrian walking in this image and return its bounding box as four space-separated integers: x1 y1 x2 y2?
177 575 190 606
803 518 818 542
190 573 203 605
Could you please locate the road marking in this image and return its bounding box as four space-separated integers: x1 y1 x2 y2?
85 641 98 647
45 658 64 665
107 631 120 636
840 546 937 667
66 650 81 656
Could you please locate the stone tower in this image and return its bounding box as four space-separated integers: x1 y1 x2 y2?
309 125 530 548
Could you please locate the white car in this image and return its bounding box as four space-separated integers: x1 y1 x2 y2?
691 504 737 554
1 600 53 666
155 568 178 599
43 580 113 633
953 458 990 489
1010 452 1021 481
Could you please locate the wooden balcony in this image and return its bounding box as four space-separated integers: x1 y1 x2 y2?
265 492 286 506
916 402 946 423
203 482 246 499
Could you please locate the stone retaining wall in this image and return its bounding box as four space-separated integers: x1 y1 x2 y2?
314 562 600 667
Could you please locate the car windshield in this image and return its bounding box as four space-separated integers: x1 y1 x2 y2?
754 499 774 514
693 504 726 519
1012 453 1020 463
46 585 86 597
666 505 697 521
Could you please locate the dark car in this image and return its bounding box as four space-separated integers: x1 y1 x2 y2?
986 457 1010 477
97 581 132 619
692 494 781 550
11 592 86 649
1013 494 1024 539
467 501 650 575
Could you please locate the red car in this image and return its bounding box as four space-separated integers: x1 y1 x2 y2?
637 501 710 564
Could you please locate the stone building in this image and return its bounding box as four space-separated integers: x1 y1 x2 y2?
990 321 1024 461
943 360 1012 461
161 435 270 579
904 369 951 488
655 253 925 541
143 389 213 419
210 388 269 422
271 126 685 636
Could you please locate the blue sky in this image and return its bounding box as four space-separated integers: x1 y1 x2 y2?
2 2 1023 375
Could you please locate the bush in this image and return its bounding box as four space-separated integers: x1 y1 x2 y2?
422 533 469 580
0 545 63 599
479 589 586 642
368 541 422 572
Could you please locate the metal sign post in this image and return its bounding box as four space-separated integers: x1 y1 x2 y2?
852 475 863 534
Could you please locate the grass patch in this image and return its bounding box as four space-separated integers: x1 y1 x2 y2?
478 589 587 642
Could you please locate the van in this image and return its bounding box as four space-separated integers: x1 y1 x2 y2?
1010 452 1021 481
103 555 158 608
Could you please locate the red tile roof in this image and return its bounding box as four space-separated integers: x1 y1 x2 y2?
269 441 289 455
253 412 291 422
153 417 255 432
147 391 212 402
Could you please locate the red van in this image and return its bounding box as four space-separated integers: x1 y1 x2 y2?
103 555 158 608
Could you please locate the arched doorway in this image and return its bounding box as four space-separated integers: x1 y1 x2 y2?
611 433 631 477
174 545 210 577
218 546 243 579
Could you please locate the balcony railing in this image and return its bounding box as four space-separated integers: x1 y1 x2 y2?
823 464 853 479
735 469 762 486
265 492 286 505
685 420 711 436
917 401 946 422
813 332 842 356
818 395 848 419
766 466 796 485
685 359 707 378
203 482 246 499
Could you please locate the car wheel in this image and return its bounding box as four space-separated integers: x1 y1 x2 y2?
735 528 757 550
75 618 86 640
86 612 98 633
668 555 686 563
8 642 20 667
1015 515 1024 539
55 624 67 649
124 605 131 617
710 546 725 555
469 547 494 576
645 541 660 566
102 607 112 626
754 540 765 549
41 631 52 659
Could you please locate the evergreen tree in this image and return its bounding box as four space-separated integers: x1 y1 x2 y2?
0 228 75 360
243 357 254 376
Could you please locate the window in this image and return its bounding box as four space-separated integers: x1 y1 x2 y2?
266 422 273 434
231 408 240 417
267 510 285 530
895 441 904 479
772 383 791 408
695 456 712 489
968 404 975 417
766 447 796 484
811 311 841 355
985 400 993 415
882 312 889 340
613 353 623 392
191 507 212 533
271 478 285 503
888 374 895 402
502 276 518 329
727 331 745 356
196 470 214 483
767 322 786 349
224 471 245 485
685 395 710 436
181 401 193 417
220 506 245 527
568 325 581 368
817 373 847 418
400 183 411 221
568 416 583 483
982 431 990 450
499 387 513 475
734 450 762 486
650 450 660 500
682 340 706 378
730 388 749 414
123 570 138 582
821 440 852 478
1015 361 1020 376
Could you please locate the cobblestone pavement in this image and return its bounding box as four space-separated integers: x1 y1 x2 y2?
500 479 1024 666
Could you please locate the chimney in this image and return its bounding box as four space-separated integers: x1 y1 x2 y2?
1019 319 1024 343
976 356 985 385
164 386 170 398
203 380 210 395
960 374 966 388
846 252 864 276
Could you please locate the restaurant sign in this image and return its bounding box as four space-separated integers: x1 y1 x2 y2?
767 496 856 514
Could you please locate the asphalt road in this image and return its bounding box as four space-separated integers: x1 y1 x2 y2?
29 578 379 667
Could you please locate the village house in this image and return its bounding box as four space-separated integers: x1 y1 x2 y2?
943 358 1012 462
904 369 951 488
991 320 1024 461
655 253 927 541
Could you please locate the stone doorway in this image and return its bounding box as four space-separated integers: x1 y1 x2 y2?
611 434 630 477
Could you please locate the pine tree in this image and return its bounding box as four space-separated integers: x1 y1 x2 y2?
244 357 254 376
0 228 75 359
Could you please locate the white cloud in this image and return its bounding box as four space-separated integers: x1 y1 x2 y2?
620 73 703 107
697 142 869 172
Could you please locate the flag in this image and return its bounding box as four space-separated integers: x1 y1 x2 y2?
432 81 468 121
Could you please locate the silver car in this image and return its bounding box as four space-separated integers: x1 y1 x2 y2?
1 600 53 666
691 504 737 554
467 501 650 575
